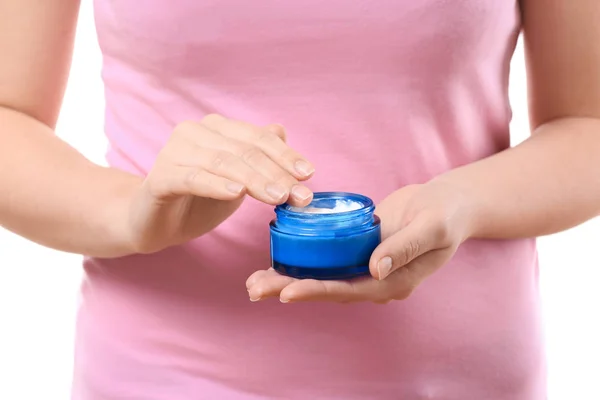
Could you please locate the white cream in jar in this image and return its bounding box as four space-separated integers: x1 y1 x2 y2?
288 199 363 214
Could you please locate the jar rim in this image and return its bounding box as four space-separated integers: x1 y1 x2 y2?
272 192 377 236
275 191 374 218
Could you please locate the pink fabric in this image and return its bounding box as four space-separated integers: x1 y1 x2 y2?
74 1 545 398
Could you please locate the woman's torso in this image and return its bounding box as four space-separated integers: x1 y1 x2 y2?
74 1 545 399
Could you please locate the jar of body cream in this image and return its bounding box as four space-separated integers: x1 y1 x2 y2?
269 192 381 280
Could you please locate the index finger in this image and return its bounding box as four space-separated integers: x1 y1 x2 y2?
202 115 315 180
257 126 316 180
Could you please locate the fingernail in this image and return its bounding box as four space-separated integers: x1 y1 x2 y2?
294 160 315 177
377 257 393 280
249 296 262 302
291 185 312 202
280 298 290 303
226 182 245 194
265 183 288 201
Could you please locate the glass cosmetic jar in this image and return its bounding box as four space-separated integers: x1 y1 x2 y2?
269 192 381 280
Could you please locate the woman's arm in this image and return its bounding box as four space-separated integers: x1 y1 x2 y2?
246 0 600 302
436 0 600 239
0 0 142 257
0 0 314 258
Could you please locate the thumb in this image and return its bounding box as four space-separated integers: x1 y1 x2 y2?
369 215 441 280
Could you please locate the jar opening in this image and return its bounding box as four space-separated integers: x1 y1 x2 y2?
273 192 376 235
287 198 363 214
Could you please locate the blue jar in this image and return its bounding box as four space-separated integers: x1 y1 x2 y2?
269 192 381 280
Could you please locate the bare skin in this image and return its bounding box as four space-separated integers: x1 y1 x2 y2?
0 0 314 257
1 1 599 303
248 0 600 303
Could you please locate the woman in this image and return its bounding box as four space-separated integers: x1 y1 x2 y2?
1 0 598 399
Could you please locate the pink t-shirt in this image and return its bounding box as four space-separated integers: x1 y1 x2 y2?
75 1 545 399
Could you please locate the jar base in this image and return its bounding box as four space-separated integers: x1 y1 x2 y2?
272 261 370 280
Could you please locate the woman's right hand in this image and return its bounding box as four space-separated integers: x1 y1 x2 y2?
126 114 315 254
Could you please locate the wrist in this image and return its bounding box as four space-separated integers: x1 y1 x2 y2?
426 174 484 242
96 167 144 257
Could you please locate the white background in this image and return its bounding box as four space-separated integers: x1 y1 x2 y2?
1 3 599 399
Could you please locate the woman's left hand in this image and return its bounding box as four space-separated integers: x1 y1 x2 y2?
246 179 477 304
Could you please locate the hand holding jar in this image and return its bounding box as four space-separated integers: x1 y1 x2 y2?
247 181 474 304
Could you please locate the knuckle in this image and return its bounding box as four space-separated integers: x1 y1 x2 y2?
170 121 193 144
245 171 268 189
239 145 265 164
267 124 287 140
272 169 297 187
410 240 421 258
393 286 415 301
399 240 420 265
256 129 299 166
142 171 182 204
434 220 453 246
172 121 212 144
256 129 280 146
171 120 198 141
395 291 412 301
277 147 298 164
174 120 197 133
144 177 168 200
268 145 299 170
209 151 232 172
184 168 203 189
250 283 266 297
201 113 225 125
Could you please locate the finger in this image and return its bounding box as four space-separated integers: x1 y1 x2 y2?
219 137 313 207
190 122 312 206
201 114 315 180
246 269 297 301
246 269 270 289
195 146 292 205
370 248 455 302
402 247 456 285
370 214 449 280
279 276 393 303
255 126 315 180
263 123 287 142
281 249 455 304
149 166 246 201
177 125 308 205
